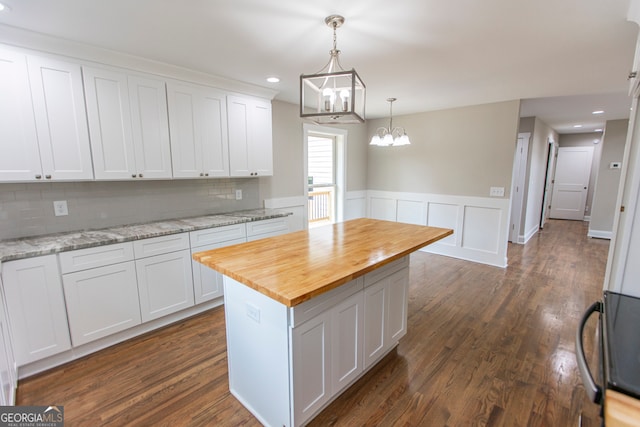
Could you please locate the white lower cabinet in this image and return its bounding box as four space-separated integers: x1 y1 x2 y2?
292 289 364 425
363 263 409 369
190 224 247 304
224 258 407 427
60 242 141 346
2 255 71 365
134 234 194 322
0 277 16 405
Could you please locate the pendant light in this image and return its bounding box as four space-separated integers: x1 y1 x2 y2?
300 15 366 124
370 98 411 146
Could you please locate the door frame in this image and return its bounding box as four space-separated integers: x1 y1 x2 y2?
540 137 558 228
509 133 530 243
303 123 347 226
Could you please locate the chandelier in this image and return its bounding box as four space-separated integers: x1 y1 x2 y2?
370 98 411 146
300 15 366 124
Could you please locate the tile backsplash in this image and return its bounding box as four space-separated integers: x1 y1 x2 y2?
0 178 259 240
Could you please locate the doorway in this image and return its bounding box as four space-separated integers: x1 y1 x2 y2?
549 146 594 220
303 124 346 228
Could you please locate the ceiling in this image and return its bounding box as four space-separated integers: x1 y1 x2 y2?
0 0 638 133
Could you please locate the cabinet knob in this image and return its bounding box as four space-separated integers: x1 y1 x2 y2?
139 173 143 178
45 175 52 179
200 173 204 177
205 173 209 177
132 174 137 178
35 174 42 179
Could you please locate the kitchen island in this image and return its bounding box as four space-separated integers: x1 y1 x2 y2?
193 218 452 427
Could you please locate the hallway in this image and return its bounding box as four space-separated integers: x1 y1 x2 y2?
17 219 609 426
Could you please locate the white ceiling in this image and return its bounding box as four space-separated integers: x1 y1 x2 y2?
0 0 638 133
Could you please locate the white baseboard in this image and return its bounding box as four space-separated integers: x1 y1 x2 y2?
588 229 612 239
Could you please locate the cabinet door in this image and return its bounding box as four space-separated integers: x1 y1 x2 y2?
386 268 409 343
363 280 387 369
0 48 42 181
249 99 273 176
291 310 332 426
331 290 363 395
228 95 273 177
28 56 93 180
227 95 251 177
136 250 195 322
191 237 245 304
62 261 141 346
128 75 172 178
167 82 203 178
83 66 137 179
2 255 71 365
201 87 229 177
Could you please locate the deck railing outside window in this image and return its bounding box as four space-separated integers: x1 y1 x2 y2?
308 187 334 226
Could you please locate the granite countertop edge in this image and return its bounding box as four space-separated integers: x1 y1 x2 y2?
0 209 292 263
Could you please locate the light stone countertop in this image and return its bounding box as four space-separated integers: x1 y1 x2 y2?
0 209 291 263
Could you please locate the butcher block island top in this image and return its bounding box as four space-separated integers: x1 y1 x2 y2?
192 218 453 307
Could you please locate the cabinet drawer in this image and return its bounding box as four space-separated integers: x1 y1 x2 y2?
133 233 190 258
290 278 363 328
246 217 288 239
59 242 134 273
364 256 409 287
190 224 246 248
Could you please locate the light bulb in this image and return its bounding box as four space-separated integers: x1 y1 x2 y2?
322 88 335 112
339 89 350 112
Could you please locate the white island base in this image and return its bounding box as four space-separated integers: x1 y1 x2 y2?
222 256 410 427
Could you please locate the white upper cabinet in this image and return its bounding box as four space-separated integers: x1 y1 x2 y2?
167 81 229 178
227 95 273 177
28 56 94 180
84 66 172 180
0 48 41 181
0 48 92 182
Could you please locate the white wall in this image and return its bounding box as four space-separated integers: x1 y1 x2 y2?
589 119 629 238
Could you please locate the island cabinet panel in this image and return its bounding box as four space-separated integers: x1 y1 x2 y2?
2 255 71 365
223 276 291 427
363 264 410 369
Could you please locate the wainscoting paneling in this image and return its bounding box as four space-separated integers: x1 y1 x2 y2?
264 196 306 232
367 190 509 267
345 191 366 220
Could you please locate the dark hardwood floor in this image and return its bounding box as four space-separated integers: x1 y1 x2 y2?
17 219 608 426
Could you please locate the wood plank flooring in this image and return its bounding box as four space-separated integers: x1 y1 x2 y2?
17 219 608 426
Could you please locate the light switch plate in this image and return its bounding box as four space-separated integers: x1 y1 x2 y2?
235 189 242 200
490 187 505 197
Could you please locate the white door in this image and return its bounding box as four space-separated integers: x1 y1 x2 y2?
227 95 251 177
509 133 530 242
550 146 594 220
331 291 363 395
200 87 230 177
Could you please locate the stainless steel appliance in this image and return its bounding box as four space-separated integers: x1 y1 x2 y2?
576 291 640 425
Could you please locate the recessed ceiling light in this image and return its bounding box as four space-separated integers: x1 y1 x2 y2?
266 77 280 83
0 2 8 11
573 125 583 128
592 110 604 115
